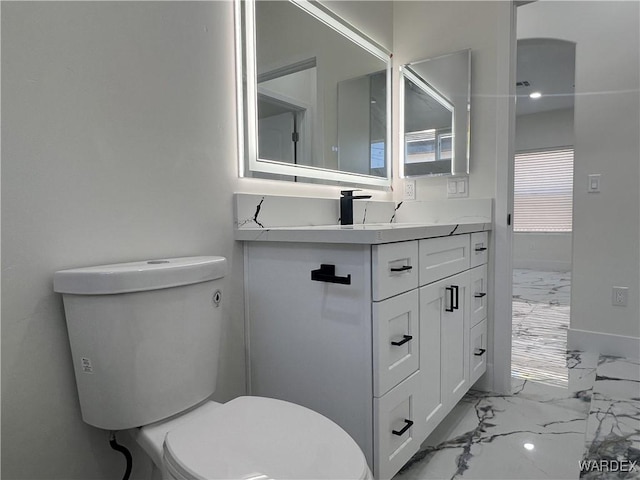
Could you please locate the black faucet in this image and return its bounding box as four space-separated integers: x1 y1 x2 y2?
340 190 372 225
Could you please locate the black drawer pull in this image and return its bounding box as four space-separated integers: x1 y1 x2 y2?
475 246 488 252
475 292 487 298
311 264 351 285
474 348 486 356
391 335 413 347
392 419 414 436
390 265 413 272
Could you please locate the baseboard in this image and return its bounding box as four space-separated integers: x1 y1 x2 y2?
567 328 640 359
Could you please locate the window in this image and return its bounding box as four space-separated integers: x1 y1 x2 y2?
514 147 574 232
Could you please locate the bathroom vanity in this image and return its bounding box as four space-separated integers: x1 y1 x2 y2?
238 222 490 479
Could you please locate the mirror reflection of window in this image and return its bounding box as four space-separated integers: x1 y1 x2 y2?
403 74 454 176
399 49 471 177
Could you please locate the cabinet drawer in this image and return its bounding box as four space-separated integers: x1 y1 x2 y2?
470 231 489 268
372 241 419 301
418 235 470 286
470 264 488 327
374 370 422 480
470 319 488 385
373 290 419 397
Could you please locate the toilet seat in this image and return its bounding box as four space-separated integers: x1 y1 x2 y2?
162 397 370 480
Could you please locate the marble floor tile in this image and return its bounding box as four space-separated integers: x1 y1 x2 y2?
395 381 589 480
566 350 599 402
512 269 572 306
512 269 572 387
580 355 640 479
595 356 640 401
512 301 570 387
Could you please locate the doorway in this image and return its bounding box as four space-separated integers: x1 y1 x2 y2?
511 33 576 386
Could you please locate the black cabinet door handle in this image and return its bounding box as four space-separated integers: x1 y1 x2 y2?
445 286 454 312
474 348 486 356
475 246 488 252
392 419 414 436
311 264 351 285
444 287 455 312
391 335 413 347
475 292 487 298
390 265 413 272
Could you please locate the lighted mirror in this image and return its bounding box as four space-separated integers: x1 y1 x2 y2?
400 49 471 177
236 0 392 187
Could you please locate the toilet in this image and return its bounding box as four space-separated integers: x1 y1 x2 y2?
54 257 371 480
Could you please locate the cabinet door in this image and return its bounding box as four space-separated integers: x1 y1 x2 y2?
419 271 470 438
418 280 444 437
441 271 470 407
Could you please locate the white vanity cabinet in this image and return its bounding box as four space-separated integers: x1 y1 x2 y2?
244 230 489 479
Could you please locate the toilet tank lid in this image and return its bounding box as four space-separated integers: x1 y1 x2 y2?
53 256 227 295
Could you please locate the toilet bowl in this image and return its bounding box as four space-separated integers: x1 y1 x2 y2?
54 256 371 480
134 398 371 480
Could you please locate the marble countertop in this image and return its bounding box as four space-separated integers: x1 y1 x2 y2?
234 221 491 244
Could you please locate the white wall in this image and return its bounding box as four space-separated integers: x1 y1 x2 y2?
393 1 515 394
515 108 574 152
1 2 394 479
518 1 640 341
513 233 572 271
393 1 506 201
514 108 574 270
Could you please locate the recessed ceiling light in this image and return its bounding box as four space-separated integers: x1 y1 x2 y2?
524 443 535 451
529 92 542 99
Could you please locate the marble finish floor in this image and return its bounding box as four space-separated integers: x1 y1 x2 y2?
581 354 640 479
394 351 640 480
512 269 571 387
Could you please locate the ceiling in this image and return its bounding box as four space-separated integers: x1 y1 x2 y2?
516 38 576 116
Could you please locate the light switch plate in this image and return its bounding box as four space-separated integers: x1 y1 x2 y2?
448 176 469 198
588 174 601 193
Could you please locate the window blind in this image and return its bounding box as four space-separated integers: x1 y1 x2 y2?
514 148 574 232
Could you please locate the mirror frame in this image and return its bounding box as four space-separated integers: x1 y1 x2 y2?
398 49 471 178
235 0 393 187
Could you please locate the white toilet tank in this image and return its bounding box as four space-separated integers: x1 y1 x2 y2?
53 256 227 431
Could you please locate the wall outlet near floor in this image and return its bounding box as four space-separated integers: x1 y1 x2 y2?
404 179 416 200
612 286 628 306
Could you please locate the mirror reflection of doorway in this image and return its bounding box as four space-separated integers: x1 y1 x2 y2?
258 95 305 164
511 35 576 387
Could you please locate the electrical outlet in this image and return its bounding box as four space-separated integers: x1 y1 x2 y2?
404 180 416 200
612 286 628 307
